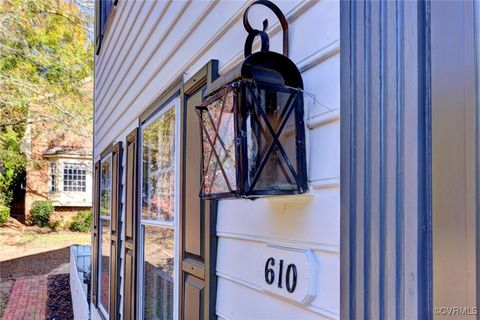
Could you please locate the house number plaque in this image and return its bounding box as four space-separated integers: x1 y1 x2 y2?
260 244 318 305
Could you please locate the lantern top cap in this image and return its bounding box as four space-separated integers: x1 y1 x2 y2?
204 51 303 97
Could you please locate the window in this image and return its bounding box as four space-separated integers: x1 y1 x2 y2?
140 103 178 320
99 156 112 316
95 0 116 54
63 163 87 192
49 162 56 192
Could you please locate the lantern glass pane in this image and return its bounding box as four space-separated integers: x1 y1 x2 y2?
201 89 237 195
245 83 301 192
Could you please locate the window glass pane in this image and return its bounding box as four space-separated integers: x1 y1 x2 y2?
101 158 112 216
142 108 175 222
99 218 111 314
143 225 174 320
63 163 88 192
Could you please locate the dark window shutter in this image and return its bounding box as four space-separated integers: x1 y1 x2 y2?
110 142 122 320
123 129 138 320
92 161 101 306
180 60 219 320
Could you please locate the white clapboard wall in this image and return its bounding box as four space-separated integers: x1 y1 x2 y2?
94 1 339 319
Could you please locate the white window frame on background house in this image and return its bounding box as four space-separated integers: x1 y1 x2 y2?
138 98 180 320
63 163 87 192
49 162 56 192
98 154 112 319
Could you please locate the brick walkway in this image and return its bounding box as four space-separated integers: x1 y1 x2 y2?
2 276 48 320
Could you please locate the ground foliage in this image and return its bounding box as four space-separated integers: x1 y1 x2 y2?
68 209 92 232
0 0 93 207
30 200 53 227
47 274 73 320
0 205 9 223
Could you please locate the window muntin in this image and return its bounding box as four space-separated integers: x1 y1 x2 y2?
63 163 87 192
140 104 177 320
98 155 112 316
49 162 56 192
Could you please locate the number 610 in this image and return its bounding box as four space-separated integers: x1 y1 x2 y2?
264 257 297 293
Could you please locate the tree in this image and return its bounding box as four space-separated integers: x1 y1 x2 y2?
0 127 26 205
0 0 93 207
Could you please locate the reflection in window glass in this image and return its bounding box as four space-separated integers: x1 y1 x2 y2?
141 105 176 320
143 226 174 320
99 155 112 316
142 108 175 222
101 157 112 216
99 219 110 314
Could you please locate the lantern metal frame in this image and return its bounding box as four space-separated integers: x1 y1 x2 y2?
195 0 308 199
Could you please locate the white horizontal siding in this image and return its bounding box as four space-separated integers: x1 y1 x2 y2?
303 53 340 116
217 187 340 249
309 117 340 182
216 277 337 320
216 237 339 314
94 0 340 319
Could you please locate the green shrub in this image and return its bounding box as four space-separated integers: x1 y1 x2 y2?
30 200 54 227
49 220 61 231
0 205 10 223
69 210 92 232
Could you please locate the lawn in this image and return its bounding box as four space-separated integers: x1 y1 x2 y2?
0 218 91 317
0 218 90 262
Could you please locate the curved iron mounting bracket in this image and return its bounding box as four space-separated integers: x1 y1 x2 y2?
243 0 289 58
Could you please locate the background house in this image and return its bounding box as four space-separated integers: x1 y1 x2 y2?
11 125 93 224
11 81 94 224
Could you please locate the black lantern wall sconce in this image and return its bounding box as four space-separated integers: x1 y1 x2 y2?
196 0 308 199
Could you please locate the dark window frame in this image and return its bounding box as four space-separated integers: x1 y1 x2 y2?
95 0 118 55
97 144 114 320
137 91 180 320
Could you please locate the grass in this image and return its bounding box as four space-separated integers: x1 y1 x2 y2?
13 230 91 246
0 218 91 262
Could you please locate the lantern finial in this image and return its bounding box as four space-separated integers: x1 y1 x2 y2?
243 0 289 58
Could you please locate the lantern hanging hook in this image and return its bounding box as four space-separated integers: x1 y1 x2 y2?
243 0 289 58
